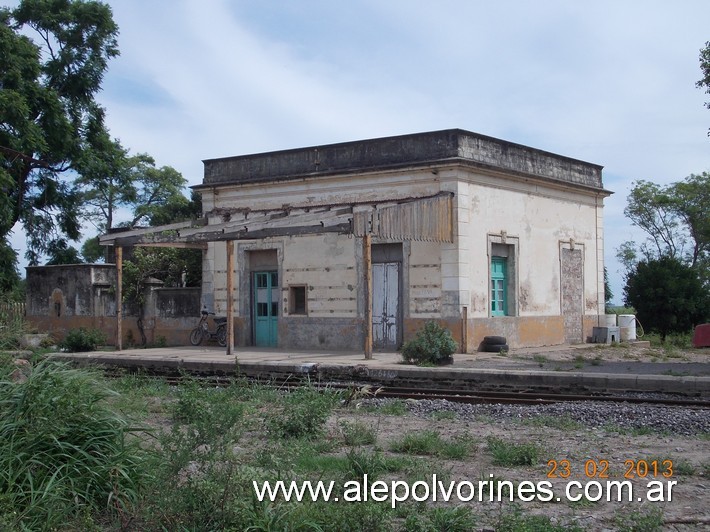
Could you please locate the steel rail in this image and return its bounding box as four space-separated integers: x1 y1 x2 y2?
118 371 710 408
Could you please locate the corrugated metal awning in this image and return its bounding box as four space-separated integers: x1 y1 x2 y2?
353 193 453 242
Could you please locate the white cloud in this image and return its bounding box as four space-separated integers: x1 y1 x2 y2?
8 0 710 302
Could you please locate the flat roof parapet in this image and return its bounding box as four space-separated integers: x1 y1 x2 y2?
201 128 605 191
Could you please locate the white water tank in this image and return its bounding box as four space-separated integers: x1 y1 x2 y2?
618 314 636 341
599 314 617 327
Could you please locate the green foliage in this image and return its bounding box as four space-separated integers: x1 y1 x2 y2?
76 145 190 232
134 378 251 530
59 327 106 352
0 361 150 530
604 266 613 309
286 499 393 532
346 449 408 479
697 40 710 134
122 247 201 308
0 240 20 294
621 174 710 272
645 331 693 349
614 507 664 532
0 304 26 351
401 321 458 366
486 436 540 466
404 505 477 531
147 189 202 226
0 0 119 264
624 256 710 341
339 420 377 446
390 430 472 459
81 235 105 263
359 398 408 416
496 506 583 532
267 386 337 439
44 237 82 265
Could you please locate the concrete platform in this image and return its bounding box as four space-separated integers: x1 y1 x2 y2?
51 345 710 397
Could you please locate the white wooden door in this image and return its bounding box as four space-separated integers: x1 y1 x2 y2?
372 262 399 349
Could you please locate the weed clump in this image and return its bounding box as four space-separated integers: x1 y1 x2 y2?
486 436 540 466
59 327 106 352
0 361 149 530
401 321 458 366
268 386 337 439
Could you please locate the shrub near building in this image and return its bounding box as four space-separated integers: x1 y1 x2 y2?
401 321 458 366
624 257 710 342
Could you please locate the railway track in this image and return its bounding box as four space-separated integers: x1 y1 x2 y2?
117 371 710 408
371 385 710 408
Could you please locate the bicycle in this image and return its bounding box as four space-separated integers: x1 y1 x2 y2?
189 309 228 347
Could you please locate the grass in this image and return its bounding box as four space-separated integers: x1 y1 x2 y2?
390 430 474 459
2 350 702 531
486 436 541 466
520 414 583 431
646 331 693 349
603 423 667 436
346 449 410 479
532 354 548 366
266 385 339 439
404 505 478 531
361 398 408 416
643 456 696 476
339 419 377 446
430 409 457 420
0 360 151 530
614 507 664 532
495 504 585 531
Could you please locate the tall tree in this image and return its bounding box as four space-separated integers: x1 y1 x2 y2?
0 240 20 293
78 152 190 261
698 40 710 135
624 257 709 342
620 173 710 270
75 132 134 233
126 156 187 227
669 172 710 269
76 146 188 233
0 0 119 266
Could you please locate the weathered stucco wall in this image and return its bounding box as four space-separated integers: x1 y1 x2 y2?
26 264 116 318
200 130 608 351
202 129 603 191
457 176 602 319
25 265 201 346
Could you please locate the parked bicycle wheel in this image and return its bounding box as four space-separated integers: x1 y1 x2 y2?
189 327 204 346
217 325 227 347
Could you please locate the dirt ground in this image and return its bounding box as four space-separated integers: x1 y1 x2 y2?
330 402 710 530
315 343 709 529
460 343 710 376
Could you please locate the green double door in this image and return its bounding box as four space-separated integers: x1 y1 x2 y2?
254 271 278 347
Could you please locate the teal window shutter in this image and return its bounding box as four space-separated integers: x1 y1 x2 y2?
491 257 507 316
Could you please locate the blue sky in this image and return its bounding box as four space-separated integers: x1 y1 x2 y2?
8 0 710 303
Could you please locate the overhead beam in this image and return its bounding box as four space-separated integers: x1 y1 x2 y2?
99 219 207 246
132 242 208 250
111 221 353 247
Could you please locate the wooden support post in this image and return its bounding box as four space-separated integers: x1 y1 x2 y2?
363 234 373 359
116 246 123 351
226 240 235 356
461 306 468 354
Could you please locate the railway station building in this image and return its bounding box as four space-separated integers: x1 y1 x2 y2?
101 129 611 353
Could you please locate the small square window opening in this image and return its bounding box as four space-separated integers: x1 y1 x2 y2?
289 285 307 315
